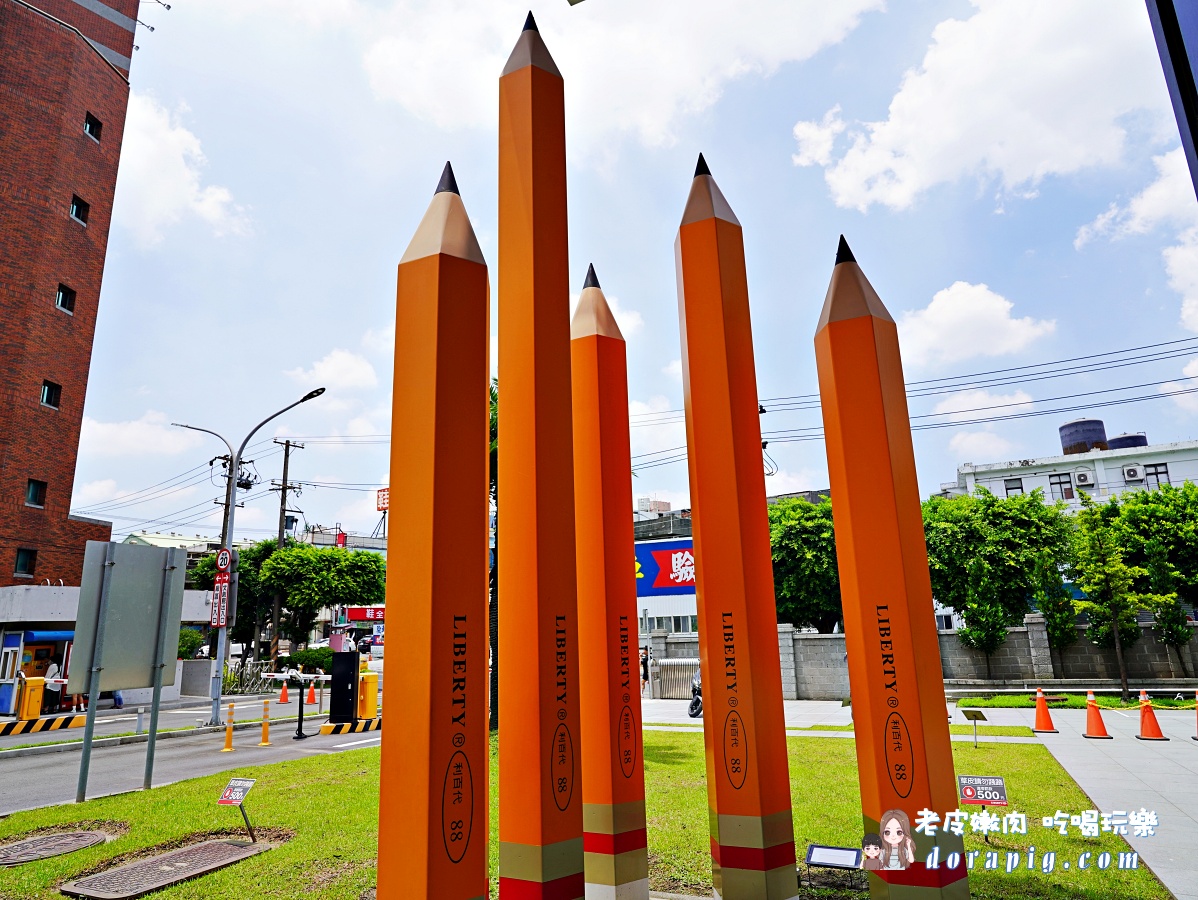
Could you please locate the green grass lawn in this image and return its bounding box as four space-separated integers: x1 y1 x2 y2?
0 732 1167 899
801 723 1035 737
958 693 1196 710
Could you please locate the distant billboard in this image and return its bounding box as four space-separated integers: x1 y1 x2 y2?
634 538 696 598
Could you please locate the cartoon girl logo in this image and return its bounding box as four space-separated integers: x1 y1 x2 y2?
861 833 883 870
879 809 917 870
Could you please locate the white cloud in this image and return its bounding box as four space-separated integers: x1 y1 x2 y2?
73 479 120 508
361 322 396 355
80 411 204 458
663 359 683 381
1166 227 1198 331
793 0 1169 211
285 349 378 390
766 468 823 495
225 0 880 158
897 281 1056 368
948 430 1013 462
1075 149 1198 247
932 389 1034 422
629 396 686 463
1161 358 1198 413
113 92 250 247
792 105 845 167
570 293 644 337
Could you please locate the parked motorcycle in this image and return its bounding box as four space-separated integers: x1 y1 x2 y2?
688 669 702 718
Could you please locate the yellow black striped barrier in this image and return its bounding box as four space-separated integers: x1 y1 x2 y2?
0 714 86 737
319 717 381 735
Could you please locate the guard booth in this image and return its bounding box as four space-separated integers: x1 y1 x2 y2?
329 651 360 724
0 634 21 715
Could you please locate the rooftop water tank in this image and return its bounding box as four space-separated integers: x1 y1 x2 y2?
1060 418 1108 455
1108 432 1148 450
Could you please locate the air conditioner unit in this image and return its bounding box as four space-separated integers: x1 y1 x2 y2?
1123 465 1144 482
1074 471 1095 487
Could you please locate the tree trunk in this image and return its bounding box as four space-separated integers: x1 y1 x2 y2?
1112 616 1130 703
985 652 992 681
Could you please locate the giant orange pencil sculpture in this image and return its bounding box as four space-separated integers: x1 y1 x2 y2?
675 155 798 900
571 265 649 900
498 13 584 900
814 237 969 899
377 163 490 900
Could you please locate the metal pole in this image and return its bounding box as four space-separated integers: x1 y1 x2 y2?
144 549 182 790
76 542 117 804
239 803 257 843
294 675 308 740
271 440 296 664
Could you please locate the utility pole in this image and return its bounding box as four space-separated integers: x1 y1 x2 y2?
270 440 303 663
206 455 235 659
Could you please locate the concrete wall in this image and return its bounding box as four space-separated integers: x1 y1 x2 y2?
645 613 1198 700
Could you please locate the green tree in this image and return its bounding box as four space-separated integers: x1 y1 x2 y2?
177 628 205 660
956 554 1012 678
193 539 288 650
1031 550 1077 673
1115 482 1198 617
767 496 841 633
1145 539 1192 677
260 545 386 644
1072 496 1149 702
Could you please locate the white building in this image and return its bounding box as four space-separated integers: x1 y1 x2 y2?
939 420 1197 509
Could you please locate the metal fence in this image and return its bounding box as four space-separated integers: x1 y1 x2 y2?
222 659 273 695
654 657 700 699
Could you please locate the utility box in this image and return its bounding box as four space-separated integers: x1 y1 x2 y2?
358 672 379 720
17 677 45 720
329 651 359 724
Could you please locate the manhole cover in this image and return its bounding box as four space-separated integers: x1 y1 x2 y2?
60 840 271 899
0 832 107 866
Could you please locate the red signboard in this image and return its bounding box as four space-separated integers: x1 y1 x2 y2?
210 572 230 627
347 606 385 622
377 488 389 511
650 547 696 589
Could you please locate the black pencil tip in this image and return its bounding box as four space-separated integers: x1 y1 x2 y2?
835 235 855 265
695 153 711 178
583 263 600 290
523 11 538 32
436 161 459 196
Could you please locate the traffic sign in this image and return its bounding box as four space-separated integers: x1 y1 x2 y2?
218 777 256 806
210 573 230 627
377 488 389 511
216 548 232 572
958 774 1008 806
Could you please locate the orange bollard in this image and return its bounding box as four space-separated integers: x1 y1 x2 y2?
498 14 584 900
1083 691 1113 739
259 698 272 747
675 156 798 899
814 237 968 899
1033 687 1058 734
1136 690 1169 741
221 702 234 752
376 164 490 900
571 266 649 900
278 680 290 705
306 681 316 706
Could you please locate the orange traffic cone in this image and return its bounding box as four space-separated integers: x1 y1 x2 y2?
279 681 290 704
1136 690 1169 741
1033 687 1058 734
306 681 316 705
1083 690 1112 739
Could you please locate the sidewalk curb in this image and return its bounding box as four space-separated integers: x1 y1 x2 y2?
0 717 321 761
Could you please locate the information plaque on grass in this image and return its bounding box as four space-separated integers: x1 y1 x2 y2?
218 778 255 806
60 839 270 899
0 832 106 867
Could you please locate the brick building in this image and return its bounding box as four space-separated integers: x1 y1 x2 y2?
0 0 141 586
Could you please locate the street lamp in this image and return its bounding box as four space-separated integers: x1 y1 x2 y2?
172 387 325 725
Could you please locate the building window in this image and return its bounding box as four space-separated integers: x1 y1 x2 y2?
1004 478 1024 497
70 195 89 224
1049 473 1074 501
84 112 103 141
936 614 954 630
14 548 37 577
56 284 76 313
25 479 47 508
40 381 61 409
1145 463 1171 489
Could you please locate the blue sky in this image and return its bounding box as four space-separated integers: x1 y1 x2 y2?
74 0 1198 542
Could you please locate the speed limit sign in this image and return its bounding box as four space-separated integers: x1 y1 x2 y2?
958 774 1008 806
216 548 232 572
